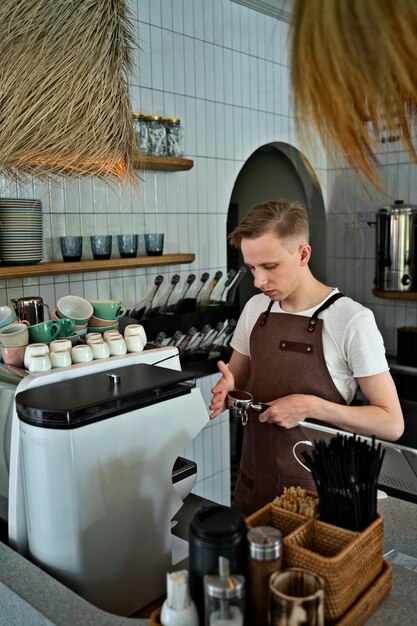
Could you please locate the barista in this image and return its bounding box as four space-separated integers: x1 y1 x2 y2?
209 200 404 515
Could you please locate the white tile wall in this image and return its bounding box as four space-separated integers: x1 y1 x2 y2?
2 0 415 506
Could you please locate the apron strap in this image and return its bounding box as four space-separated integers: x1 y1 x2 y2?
259 299 274 326
307 292 345 333
259 292 345 329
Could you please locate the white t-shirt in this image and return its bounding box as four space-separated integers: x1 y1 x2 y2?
230 289 389 404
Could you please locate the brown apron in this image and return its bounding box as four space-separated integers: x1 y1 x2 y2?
233 293 346 515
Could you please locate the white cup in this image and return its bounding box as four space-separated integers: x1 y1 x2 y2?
124 324 147 345
107 336 127 356
24 343 49 370
0 321 30 348
71 344 93 364
125 334 145 353
103 330 122 342
50 338 72 353
90 341 110 360
28 354 52 373
86 333 103 344
50 349 72 368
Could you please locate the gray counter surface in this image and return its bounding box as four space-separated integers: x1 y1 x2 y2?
0 495 416 625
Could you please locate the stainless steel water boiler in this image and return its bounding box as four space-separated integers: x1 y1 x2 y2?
374 200 417 291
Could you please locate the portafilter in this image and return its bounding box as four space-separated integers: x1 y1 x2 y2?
227 390 268 425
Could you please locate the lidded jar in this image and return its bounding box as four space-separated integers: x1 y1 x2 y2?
132 112 148 154
145 115 166 156
164 117 184 157
247 526 283 626
188 505 247 624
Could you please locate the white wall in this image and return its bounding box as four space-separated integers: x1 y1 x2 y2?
1 0 415 504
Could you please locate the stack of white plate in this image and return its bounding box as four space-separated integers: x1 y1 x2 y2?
0 198 43 266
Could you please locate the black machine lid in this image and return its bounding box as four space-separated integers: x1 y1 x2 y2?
16 363 195 429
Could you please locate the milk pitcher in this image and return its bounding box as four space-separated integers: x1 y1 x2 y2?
11 296 51 325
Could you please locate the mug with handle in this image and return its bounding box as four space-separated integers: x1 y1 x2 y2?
28 320 62 345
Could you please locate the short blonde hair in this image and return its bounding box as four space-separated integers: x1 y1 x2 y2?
228 199 309 248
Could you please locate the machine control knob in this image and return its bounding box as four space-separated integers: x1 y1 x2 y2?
107 372 121 385
401 274 412 286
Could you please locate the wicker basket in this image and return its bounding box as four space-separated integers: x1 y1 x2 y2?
283 512 384 621
245 501 311 537
331 559 392 625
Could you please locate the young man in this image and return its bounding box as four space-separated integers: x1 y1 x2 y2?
209 200 404 515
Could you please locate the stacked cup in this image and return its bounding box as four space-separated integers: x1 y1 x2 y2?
56 295 93 340
0 320 30 368
88 300 126 335
123 324 147 352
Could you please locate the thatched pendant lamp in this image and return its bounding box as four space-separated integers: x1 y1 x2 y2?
290 0 417 186
0 0 141 182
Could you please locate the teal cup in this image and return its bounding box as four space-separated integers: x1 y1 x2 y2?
57 317 76 338
90 300 126 320
28 320 62 344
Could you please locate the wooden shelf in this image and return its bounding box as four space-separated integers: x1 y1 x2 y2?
373 289 417 301
134 156 194 172
0 254 195 280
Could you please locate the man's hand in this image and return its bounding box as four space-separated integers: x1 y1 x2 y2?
258 394 316 428
209 360 235 419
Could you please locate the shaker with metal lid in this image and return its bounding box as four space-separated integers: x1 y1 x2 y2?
204 556 245 626
247 526 283 626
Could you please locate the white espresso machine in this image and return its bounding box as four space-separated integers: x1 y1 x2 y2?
1 347 208 616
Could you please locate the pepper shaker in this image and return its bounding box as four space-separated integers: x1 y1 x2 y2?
247 526 283 626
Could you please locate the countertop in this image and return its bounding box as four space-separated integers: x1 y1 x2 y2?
0 495 416 625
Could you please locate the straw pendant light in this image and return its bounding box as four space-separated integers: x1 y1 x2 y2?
290 0 417 187
0 0 141 182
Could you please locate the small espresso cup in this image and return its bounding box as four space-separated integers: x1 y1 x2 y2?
107 336 127 356
28 354 52 373
0 321 30 348
24 343 49 370
28 320 62 344
49 338 73 353
90 235 112 260
117 234 138 258
103 330 122 342
86 333 103 344
90 341 110 359
71 344 93 364
60 236 83 262
124 324 147 345
269 568 324 626
125 334 145 353
144 233 164 256
50 349 72 368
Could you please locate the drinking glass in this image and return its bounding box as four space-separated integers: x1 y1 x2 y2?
117 234 138 258
60 236 82 262
144 233 164 256
90 235 112 260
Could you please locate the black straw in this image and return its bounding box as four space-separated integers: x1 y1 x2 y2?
301 433 384 531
